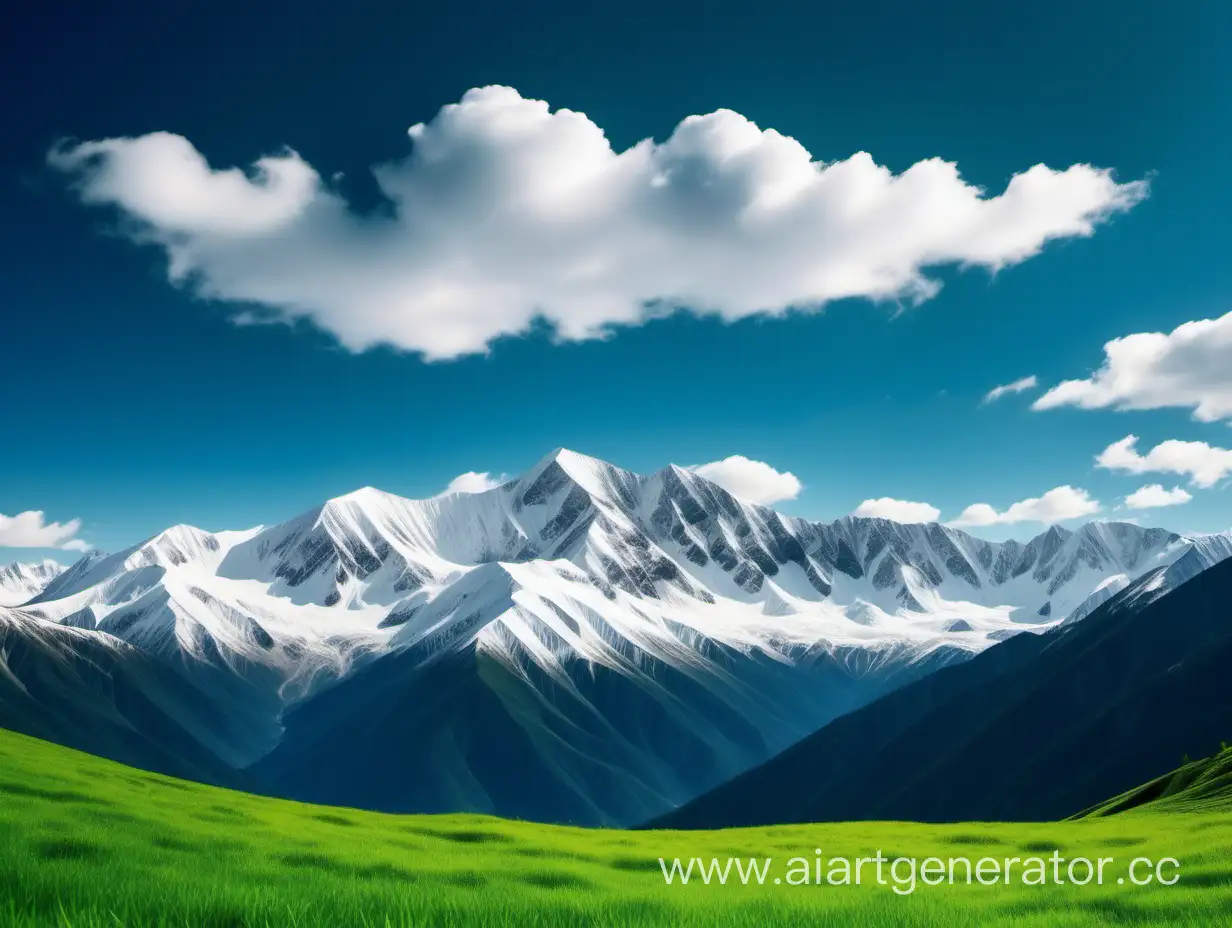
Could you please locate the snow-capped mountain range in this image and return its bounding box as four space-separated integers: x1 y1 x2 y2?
3 448 1230 824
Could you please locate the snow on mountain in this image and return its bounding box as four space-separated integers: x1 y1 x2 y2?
0 559 66 606
1064 530 1232 624
6 448 1231 824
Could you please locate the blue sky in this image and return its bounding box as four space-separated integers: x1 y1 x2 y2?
4 0 1232 563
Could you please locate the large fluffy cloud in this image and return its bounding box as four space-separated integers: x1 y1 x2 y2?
982 375 1038 404
0 510 90 551
692 456 802 505
1124 484 1193 509
1096 435 1232 489
48 86 1147 360
948 486 1101 527
852 497 941 523
1034 311 1232 422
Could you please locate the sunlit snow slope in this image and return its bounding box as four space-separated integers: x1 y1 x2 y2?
3 449 1229 824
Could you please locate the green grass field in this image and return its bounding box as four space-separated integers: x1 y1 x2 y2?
1 728 1230 927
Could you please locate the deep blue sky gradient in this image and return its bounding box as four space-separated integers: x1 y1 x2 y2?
3 0 1231 559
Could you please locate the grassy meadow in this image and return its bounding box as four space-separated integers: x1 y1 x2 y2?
1 727 1230 927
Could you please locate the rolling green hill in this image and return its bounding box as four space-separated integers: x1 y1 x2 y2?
1 727 1231 926
1075 746 1232 819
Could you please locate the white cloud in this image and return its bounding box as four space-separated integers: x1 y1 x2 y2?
1124 484 1193 509
438 471 505 495
1034 311 1232 422
49 86 1147 360
49 133 318 237
1096 435 1232 489
948 486 1101 527
982 375 1038 404
692 456 802 505
0 511 90 551
852 497 941 523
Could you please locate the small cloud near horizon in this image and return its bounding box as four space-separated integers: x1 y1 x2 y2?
947 486 1101 527
438 471 507 496
692 456 802 505
852 497 941 523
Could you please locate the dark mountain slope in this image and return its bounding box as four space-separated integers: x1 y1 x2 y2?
255 628 957 826
652 556 1232 828
0 610 253 788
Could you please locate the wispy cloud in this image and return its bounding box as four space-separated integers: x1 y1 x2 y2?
982 375 1038 404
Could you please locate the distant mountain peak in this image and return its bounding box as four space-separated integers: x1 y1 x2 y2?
525 446 607 480
0 558 66 607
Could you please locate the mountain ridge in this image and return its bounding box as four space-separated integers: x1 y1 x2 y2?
3 448 1230 824
650 553 1232 829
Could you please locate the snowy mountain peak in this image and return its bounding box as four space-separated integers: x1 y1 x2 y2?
28 549 109 603
0 558 66 606
321 485 396 509
128 524 223 566
539 446 605 471
516 447 639 510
